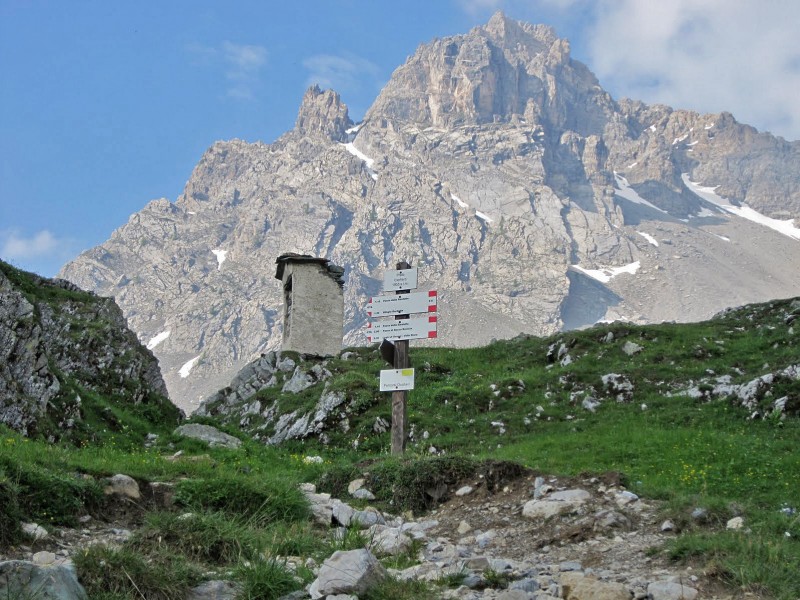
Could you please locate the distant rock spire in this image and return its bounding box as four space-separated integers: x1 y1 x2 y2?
295 85 354 142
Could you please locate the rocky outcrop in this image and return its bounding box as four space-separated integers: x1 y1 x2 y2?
0 260 177 440
295 85 354 142
59 12 800 412
196 351 356 446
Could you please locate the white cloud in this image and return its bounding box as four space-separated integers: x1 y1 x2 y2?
222 42 268 75
187 41 268 102
0 229 76 277
302 53 380 94
454 0 800 141
1 229 62 260
584 0 800 140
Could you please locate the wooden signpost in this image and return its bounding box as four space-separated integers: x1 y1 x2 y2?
367 261 438 454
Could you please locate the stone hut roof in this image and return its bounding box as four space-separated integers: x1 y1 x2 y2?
274 253 345 287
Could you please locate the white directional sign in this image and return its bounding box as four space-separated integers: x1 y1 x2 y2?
380 368 415 391
367 290 437 317
366 315 438 342
383 267 418 292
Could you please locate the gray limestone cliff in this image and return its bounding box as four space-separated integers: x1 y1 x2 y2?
59 12 800 412
0 260 177 440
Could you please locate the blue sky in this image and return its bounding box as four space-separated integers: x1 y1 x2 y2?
2 0 798 277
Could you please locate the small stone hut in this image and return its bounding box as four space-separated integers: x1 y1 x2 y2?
274 253 345 356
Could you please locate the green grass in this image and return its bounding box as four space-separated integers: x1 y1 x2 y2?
1 296 799 598
73 545 202 600
361 576 439 600
0 259 93 305
235 559 304 599
130 511 270 564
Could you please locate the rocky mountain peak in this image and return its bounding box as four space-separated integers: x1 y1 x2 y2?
294 85 353 142
365 13 604 133
482 11 558 51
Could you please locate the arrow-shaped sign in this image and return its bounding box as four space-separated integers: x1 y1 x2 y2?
366 315 438 342
367 290 437 317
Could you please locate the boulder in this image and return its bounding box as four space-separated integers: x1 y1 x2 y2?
522 489 591 520
726 516 744 530
21 522 48 540
0 560 88 600
331 500 355 527
281 367 315 393
173 424 242 449
352 488 376 501
455 485 474 496
560 572 630 600
308 549 388 599
622 341 644 355
304 492 333 526
367 525 413 556
351 508 385 528
347 478 366 495
648 581 699 600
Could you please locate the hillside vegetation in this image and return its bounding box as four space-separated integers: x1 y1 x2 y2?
1 295 799 598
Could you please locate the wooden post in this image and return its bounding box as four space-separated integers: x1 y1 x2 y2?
391 260 411 455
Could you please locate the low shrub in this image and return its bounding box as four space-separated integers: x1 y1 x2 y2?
366 455 478 512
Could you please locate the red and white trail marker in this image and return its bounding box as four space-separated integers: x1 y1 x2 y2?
366 315 438 342
367 290 437 317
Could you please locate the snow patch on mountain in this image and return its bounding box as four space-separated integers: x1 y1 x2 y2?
476 210 493 223
637 232 659 247
342 142 378 180
451 194 468 209
179 356 201 378
212 249 228 269
683 174 800 240
146 330 170 350
572 261 641 283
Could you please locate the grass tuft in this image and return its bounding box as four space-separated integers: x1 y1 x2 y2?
74 545 201 600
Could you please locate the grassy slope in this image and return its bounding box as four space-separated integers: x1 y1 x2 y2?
0 259 182 445
1 296 798 598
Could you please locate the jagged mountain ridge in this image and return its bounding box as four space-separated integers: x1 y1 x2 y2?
59 12 800 412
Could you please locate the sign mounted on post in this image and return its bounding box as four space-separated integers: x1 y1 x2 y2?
380 368 415 391
367 290 437 317
383 267 418 292
365 261 440 455
366 315 437 342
